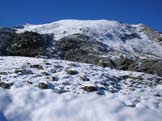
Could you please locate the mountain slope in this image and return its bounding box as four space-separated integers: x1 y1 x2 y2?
17 20 162 58
0 19 162 121
14 20 162 76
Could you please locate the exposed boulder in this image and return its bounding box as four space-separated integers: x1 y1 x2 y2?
98 58 116 68
14 68 33 75
66 70 79 75
132 59 162 77
30 64 44 70
0 72 8 75
48 76 58 81
82 86 98 92
79 75 90 81
0 82 13 89
113 56 162 77
38 82 48 89
112 56 135 70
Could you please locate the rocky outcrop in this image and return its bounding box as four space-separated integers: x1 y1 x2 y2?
55 34 112 66
139 25 162 44
0 29 52 57
119 33 141 42
55 34 136 70
0 28 16 55
55 34 162 77
130 59 162 77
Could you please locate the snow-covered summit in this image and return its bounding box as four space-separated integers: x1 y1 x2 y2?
17 19 133 40
17 19 162 58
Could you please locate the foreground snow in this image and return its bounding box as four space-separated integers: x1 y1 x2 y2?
0 56 162 121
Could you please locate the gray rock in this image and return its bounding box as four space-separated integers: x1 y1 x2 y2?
119 33 141 42
79 75 90 81
38 82 48 89
82 86 98 92
48 76 58 81
0 82 12 89
130 59 162 77
41 72 50 76
98 58 116 68
30 64 43 70
0 72 8 75
140 25 162 44
14 68 33 75
66 70 79 75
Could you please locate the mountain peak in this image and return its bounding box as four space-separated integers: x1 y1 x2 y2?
15 19 162 59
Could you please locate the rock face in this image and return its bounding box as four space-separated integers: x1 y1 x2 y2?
56 34 111 66
130 59 162 77
0 30 52 57
55 33 162 76
0 28 16 55
139 24 162 44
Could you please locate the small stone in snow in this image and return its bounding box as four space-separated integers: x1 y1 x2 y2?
66 70 79 75
48 76 58 81
50 69 57 73
109 87 118 93
26 81 33 84
123 101 136 107
0 72 8 75
38 82 48 89
41 72 50 76
14 69 33 75
0 82 12 89
68 63 77 67
154 93 161 97
82 86 98 92
30 64 43 70
79 75 90 81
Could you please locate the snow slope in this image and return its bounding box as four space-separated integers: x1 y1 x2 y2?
17 19 162 58
0 56 162 121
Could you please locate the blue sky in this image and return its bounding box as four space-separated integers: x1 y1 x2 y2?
0 0 162 31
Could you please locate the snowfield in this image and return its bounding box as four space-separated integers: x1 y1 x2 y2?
0 56 162 121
